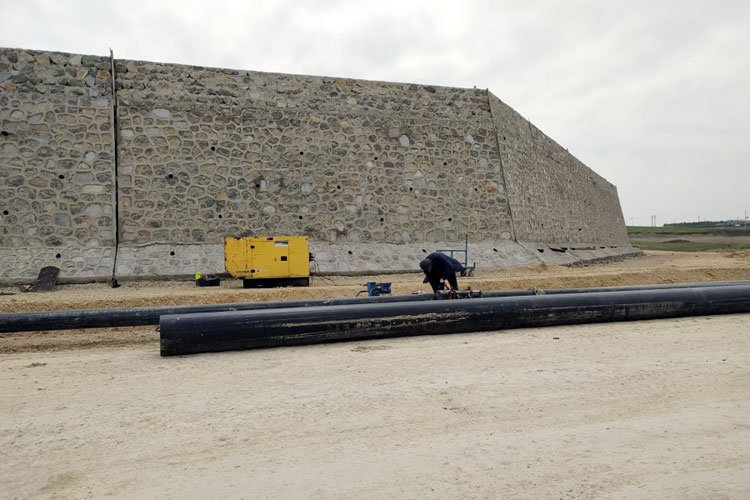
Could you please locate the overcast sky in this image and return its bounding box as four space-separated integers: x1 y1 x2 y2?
2 0 748 226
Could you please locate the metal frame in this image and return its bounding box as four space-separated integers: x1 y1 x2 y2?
437 235 476 276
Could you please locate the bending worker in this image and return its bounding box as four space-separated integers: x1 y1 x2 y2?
419 252 465 293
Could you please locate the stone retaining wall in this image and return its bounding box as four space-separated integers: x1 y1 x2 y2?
0 48 116 282
489 93 629 246
0 47 635 283
113 59 517 275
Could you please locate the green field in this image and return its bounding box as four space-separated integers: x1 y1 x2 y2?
627 225 747 236
630 240 750 252
628 225 750 252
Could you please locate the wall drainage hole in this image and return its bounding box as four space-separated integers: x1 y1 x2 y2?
443 162 447 166
374 157 378 160
169 251 175 256
255 184 260 188
2 210 8 216
55 253 61 259
474 188 478 192
336 185 341 189
210 146 216 151
448 217 452 222
347 250 353 255
58 174 65 180
537 248 544 253
299 151 304 155
493 248 498 252
167 174 174 179
409 187 413 191
421 249 427 253
0 131 8 136
218 214 222 219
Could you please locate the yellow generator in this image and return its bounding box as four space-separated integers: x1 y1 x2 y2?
224 236 311 288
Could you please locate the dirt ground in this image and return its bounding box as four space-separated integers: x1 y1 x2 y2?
1 250 750 498
2 250 750 313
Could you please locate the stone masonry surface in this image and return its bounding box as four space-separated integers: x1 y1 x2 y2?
115 60 514 246
0 48 116 281
489 93 629 246
0 47 634 282
113 59 520 275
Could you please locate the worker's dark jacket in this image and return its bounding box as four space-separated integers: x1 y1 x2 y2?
422 252 464 291
424 252 464 277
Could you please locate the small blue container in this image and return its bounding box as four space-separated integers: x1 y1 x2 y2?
366 282 392 296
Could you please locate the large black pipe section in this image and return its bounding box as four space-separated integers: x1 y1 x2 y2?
160 284 750 356
2 280 749 334
0 293 436 334
482 280 750 297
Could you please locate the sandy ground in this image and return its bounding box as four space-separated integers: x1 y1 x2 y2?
1 250 750 498
1 316 749 498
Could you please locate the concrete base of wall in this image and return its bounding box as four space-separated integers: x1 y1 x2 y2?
516 242 642 266
114 244 225 278
109 240 641 281
1 242 640 284
0 246 115 285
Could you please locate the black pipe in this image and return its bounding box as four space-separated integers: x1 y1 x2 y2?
2 280 749 334
159 284 750 356
481 280 750 297
0 293 435 334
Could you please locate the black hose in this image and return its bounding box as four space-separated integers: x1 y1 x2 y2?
159 284 750 356
1 280 749 334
